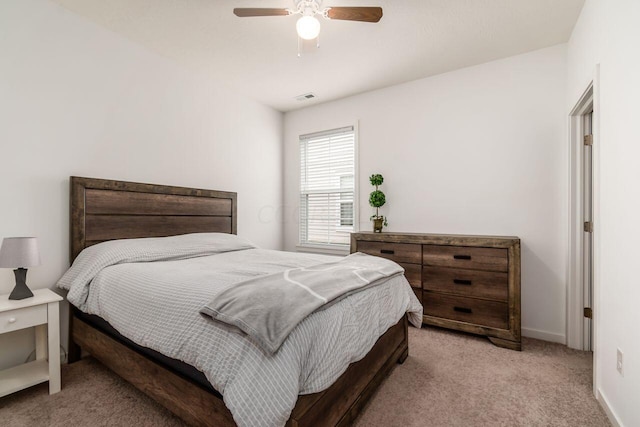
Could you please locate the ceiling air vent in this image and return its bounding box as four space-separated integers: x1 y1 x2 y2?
295 93 316 102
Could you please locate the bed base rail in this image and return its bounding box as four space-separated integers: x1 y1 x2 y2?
72 314 408 427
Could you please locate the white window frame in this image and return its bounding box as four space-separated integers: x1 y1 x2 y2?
297 124 359 256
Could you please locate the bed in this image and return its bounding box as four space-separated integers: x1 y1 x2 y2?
63 176 420 427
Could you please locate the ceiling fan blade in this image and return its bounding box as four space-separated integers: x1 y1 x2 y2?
326 7 383 23
233 8 290 17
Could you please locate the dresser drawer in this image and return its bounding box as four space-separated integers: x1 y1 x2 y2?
412 287 422 305
400 263 421 288
423 245 508 272
0 305 47 333
357 241 421 264
423 266 508 302
423 292 508 329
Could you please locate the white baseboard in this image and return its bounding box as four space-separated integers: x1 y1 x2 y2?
521 327 566 344
597 389 622 427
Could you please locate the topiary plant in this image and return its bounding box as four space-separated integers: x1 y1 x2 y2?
369 174 388 232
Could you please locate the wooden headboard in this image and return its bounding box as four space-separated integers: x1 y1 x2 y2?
70 177 237 262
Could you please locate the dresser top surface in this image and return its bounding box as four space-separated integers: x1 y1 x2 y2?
351 232 520 247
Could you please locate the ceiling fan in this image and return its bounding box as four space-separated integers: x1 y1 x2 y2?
233 0 383 41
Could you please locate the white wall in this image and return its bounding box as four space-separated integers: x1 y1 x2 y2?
568 1 640 425
0 0 283 369
284 45 568 343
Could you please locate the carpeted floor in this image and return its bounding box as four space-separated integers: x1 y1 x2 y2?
0 326 610 427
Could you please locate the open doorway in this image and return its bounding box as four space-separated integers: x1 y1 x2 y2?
568 83 596 353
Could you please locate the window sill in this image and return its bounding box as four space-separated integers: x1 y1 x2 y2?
296 244 350 257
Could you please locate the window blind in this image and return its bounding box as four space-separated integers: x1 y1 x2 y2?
300 126 355 247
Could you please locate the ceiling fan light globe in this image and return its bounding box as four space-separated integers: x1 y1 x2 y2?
296 15 321 40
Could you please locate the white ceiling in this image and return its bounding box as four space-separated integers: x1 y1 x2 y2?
52 0 585 112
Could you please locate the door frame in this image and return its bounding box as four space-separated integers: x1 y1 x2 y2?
567 67 600 394
567 83 593 351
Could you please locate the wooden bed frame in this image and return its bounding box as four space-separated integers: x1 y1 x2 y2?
67 176 409 427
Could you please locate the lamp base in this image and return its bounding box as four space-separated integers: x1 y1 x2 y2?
8 268 34 300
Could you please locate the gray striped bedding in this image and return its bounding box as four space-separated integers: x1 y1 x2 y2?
57 233 423 427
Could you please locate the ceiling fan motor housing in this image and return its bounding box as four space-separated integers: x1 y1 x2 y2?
293 0 324 18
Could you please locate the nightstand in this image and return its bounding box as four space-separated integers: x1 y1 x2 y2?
0 288 63 397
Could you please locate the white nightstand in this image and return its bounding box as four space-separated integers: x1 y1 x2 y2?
0 288 63 397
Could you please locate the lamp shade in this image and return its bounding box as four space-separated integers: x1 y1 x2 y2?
0 237 41 268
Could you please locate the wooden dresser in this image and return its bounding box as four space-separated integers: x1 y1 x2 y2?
351 232 521 350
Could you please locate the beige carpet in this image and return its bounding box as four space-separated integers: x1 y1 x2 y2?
0 327 610 427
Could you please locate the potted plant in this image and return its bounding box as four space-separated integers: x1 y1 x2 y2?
369 173 388 233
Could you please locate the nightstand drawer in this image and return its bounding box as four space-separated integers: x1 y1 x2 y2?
0 305 47 333
423 292 508 329
423 245 508 272
423 266 508 301
357 241 421 264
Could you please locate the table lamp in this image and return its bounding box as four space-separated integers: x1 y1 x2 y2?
0 237 41 300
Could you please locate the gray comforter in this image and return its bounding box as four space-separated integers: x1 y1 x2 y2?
57 233 422 427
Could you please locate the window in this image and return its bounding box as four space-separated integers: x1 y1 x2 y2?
299 126 356 250
339 176 354 227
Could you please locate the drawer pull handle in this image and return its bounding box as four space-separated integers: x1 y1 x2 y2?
453 279 472 286
453 306 472 314
8 317 17 324
453 255 471 260
380 249 395 255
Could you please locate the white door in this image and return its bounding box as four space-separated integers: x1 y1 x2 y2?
582 111 594 351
